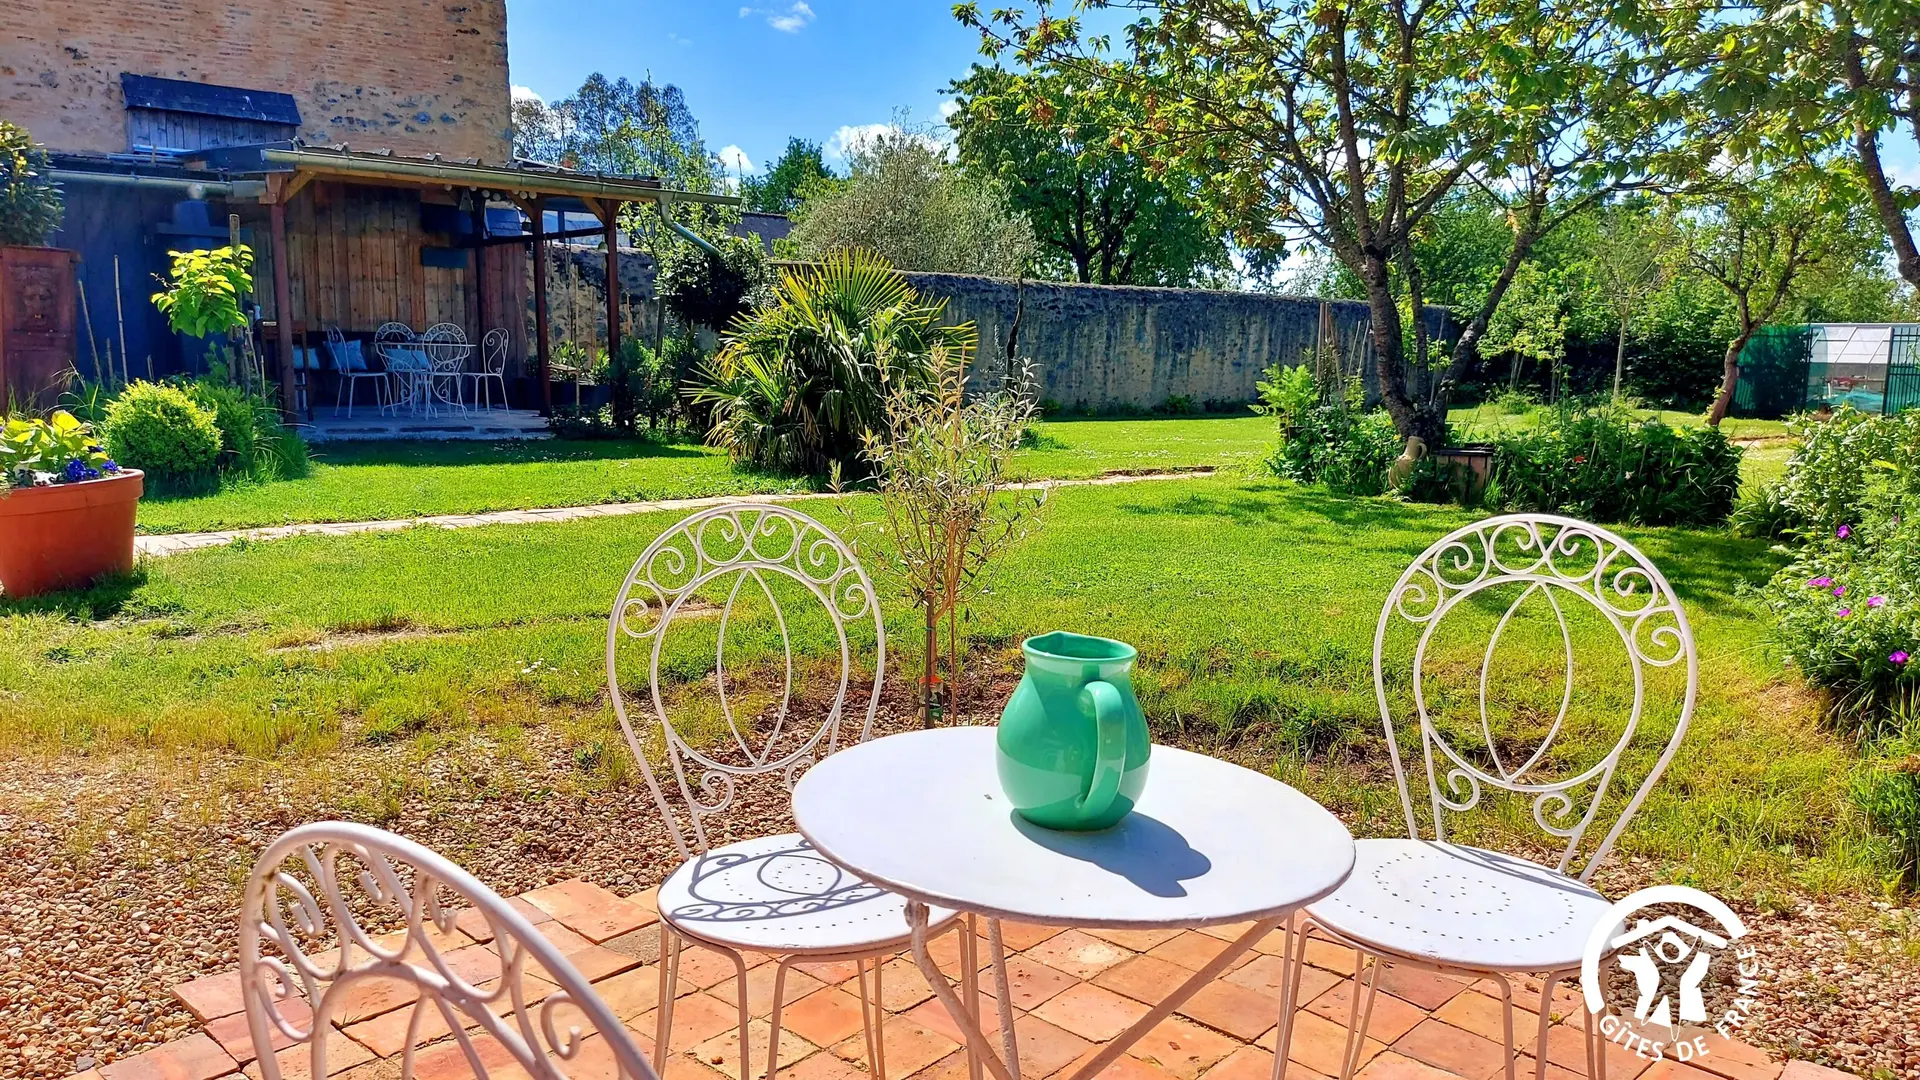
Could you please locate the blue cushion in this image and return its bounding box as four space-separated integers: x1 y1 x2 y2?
387 347 430 371
292 346 318 371
328 339 368 372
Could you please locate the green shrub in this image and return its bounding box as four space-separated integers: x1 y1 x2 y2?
0 121 63 246
1486 405 1742 526
1730 480 1800 540
1777 407 1920 538
657 234 771 332
595 338 677 432
1853 724 1920 888
1492 388 1538 415
103 381 222 489
690 249 976 474
1257 367 1401 496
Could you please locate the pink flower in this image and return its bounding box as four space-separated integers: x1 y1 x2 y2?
1868 596 1886 608
1808 576 1833 588
1892 651 1911 666
1837 524 1852 539
1833 586 1847 597
1838 608 1852 618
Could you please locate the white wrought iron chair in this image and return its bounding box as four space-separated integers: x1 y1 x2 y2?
608 504 969 1080
240 821 660 1080
327 325 389 417
1293 514 1697 1080
423 322 471 414
468 328 510 412
376 322 425 416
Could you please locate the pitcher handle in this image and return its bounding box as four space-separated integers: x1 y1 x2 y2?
1076 679 1126 820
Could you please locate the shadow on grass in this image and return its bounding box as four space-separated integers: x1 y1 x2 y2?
0 567 150 621
309 434 716 469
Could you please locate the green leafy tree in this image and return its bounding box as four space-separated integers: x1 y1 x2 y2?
1480 263 1570 397
656 235 772 331
1575 200 1673 401
743 138 835 214
948 64 1229 285
958 0 1693 443
0 121 62 247
1694 0 1920 295
784 127 1037 277
152 245 254 339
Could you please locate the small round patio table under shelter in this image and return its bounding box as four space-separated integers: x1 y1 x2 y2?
793 725 1356 1080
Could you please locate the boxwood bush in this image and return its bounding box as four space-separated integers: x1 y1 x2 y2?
103 381 222 490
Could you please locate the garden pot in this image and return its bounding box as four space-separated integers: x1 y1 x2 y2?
0 469 143 598
997 631 1152 831
1432 446 1495 503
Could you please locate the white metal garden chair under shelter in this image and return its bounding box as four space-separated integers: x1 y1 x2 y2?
239 821 661 1080
607 503 967 1080
1297 514 1698 1080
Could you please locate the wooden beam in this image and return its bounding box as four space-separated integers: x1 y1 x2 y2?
604 201 621 372
470 194 488 341
531 195 552 417
269 201 298 424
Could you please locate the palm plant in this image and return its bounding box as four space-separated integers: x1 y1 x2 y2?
691 249 977 474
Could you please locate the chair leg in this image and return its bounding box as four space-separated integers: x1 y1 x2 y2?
1481 972 1518 1080
960 917 981 1080
1271 915 1312 1080
725 948 753 1080
1341 949 1383 1080
1533 974 1561 1080
854 957 884 1080
657 923 683 1064
766 958 796 1080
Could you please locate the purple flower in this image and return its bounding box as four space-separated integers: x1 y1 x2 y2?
1834 585 1847 597
1837 524 1852 539
1808 576 1833 588
1892 651 1912 666
1837 608 1852 618
1868 596 1886 609
101 460 120 474
61 460 86 483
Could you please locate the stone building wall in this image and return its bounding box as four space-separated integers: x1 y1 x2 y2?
0 0 511 163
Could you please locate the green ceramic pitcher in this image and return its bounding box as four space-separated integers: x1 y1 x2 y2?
996 631 1151 830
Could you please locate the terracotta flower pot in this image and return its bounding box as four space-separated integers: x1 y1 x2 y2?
0 469 143 598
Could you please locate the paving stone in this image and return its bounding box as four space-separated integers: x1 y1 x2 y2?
1774 1063 1855 1080
1056 1045 1186 1080
831 1015 959 1078
519 879 658 943
204 994 313 1063
172 973 247 1023
1305 984 1431 1045
1372 968 1468 1012
1096 956 1201 1006
705 962 823 1019
1641 1061 1730 1080
794 959 862 986
239 1035 373 1080
1537 1022 1657 1080
689 1017 815 1080
591 964 665 1022
1194 922 1263 944
1028 931 1137 980
779 988 871 1050
1147 933 1251 975
1226 955 1342 1008
1355 1051 1471 1080
455 896 553 943
784 1049 872 1080
1275 1011 1387 1078
1678 1034 1781 1080
638 993 745 1055
906 997 1014 1047
1085 928 1185 953
1430 992 1541 1049
979 956 1081 1011
100 1035 239 1080
1010 1016 1097 1080
876 956 939 1012
1033 983 1154 1044
1123 1016 1238 1080
993 921 1069 952
1178 977 1283 1043
1391 1020 1512 1079
673 945 748 993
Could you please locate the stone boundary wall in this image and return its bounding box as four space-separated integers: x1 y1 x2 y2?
898 272 1450 411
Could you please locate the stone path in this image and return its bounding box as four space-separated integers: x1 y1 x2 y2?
133 470 1217 559
86 877 1849 1080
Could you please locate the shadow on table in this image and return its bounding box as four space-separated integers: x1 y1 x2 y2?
1011 811 1212 898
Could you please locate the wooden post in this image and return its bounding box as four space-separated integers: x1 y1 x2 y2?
269 201 298 423
470 193 488 343
603 202 622 362
531 196 552 417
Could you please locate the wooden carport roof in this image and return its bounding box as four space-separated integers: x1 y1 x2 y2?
191 143 740 419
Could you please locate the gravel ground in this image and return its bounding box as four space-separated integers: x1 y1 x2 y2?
1 706 1916 1080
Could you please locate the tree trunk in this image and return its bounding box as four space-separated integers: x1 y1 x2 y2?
1360 259 1420 438
1706 330 1754 427
1613 314 1629 402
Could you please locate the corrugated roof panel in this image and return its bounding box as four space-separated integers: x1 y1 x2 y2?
119 73 301 126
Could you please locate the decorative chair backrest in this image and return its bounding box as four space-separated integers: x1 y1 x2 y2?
324 325 346 349
482 329 509 376
423 324 467 370
375 323 416 364
1373 514 1697 882
606 504 885 860
240 822 658 1080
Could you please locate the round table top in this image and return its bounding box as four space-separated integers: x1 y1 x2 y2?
792 726 1356 929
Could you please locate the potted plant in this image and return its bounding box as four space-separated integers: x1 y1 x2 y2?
1 120 76 408
0 410 143 598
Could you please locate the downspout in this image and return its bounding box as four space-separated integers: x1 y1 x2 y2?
654 198 721 258
50 171 265 199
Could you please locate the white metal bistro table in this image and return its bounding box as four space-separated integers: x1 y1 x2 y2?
792 726 1356 1080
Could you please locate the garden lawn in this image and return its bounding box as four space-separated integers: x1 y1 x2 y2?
1447 404 1794 440
134 411 1794 535
2 474 1879 901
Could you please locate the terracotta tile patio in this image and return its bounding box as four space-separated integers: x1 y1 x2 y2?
74 879 1852 1080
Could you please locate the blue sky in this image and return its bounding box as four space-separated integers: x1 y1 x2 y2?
504 1 998 176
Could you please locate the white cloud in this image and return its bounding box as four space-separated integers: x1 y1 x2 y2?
511 84 544 104
740 1 814 32
717 145 754 176
829 123 896 160
938 99 960 122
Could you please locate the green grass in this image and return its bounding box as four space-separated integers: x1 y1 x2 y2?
1 475 1883 899
1447 404 1795 441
